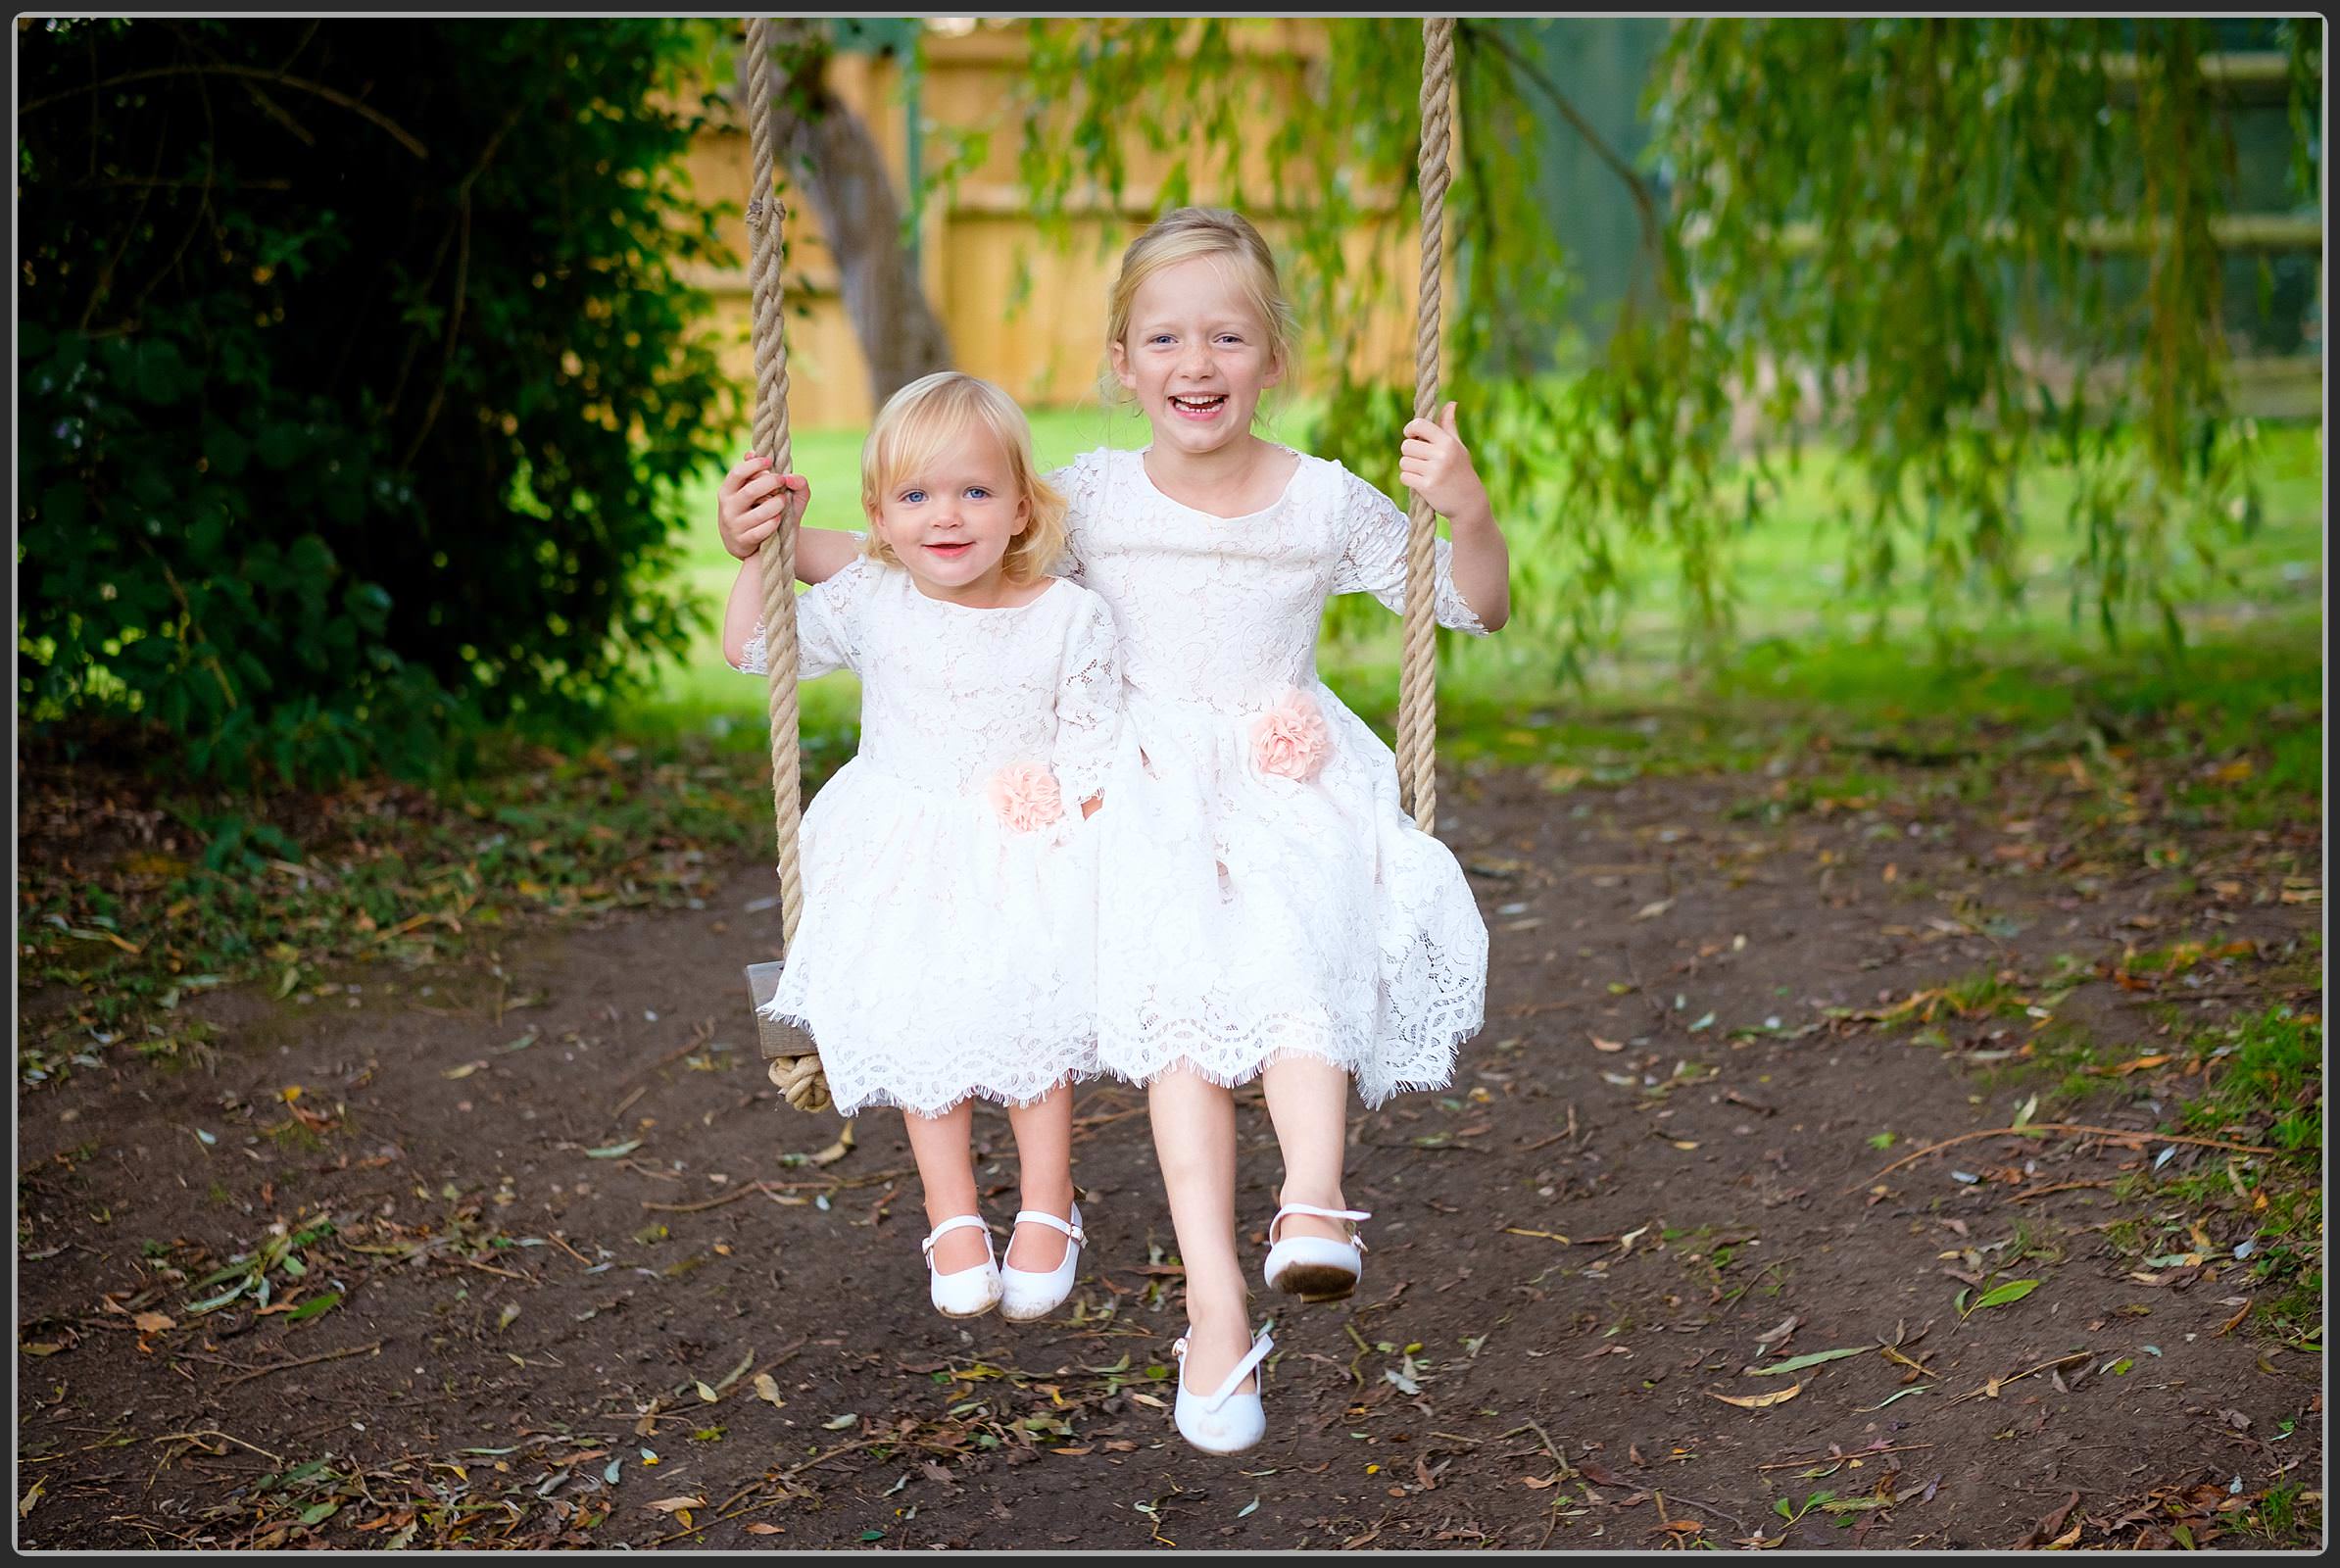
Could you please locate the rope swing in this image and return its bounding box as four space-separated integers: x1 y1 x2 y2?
1397 16 1453 834
739 15 831 1114
739 17 1456 1109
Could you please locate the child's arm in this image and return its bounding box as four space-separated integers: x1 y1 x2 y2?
726 558 867 679
717 454 861 585
721 557 772 670
1051 593 1123 820
1398 403 1511 632
1332 419 1508 637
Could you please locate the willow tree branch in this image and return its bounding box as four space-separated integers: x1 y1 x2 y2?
1470 23 1666 272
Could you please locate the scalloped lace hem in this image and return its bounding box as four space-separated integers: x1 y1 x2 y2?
759 1005 1103 1119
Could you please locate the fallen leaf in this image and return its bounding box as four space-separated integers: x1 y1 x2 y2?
821 1413 858 1431
2215 1299 2253 1338
1127 1392 1168 1409
2014 1490 2082 1549
1853 1386 1930 1413
1966 1279 2042 1314
442 1060 487 1080
1633 899 1674 921
1747 1345 1871 1376
744 1523 784 1535
754 1373 784 1406
695 1381 717 1403
133 1311 176 1334
19 1480 45 1517
645 1495 704 1513
585 1140 644 1159
1710 1382 1803 1409
1591 1036 1626 1053
1752 1314 1802 1351
284 1291 342 1324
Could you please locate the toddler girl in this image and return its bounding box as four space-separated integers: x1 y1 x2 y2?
720 370 1121 1323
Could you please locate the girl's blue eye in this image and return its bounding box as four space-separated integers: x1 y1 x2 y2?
965 486 992 500
901 488 926 504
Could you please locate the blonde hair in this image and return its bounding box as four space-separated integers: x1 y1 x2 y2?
859 371 1067 587
1105 206 1298 381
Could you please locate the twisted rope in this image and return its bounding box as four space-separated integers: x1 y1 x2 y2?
743 17 829 1114
1396 17 1454 833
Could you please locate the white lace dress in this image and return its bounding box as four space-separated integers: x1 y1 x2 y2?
1049 446 1489 1107
733 556 1122 1118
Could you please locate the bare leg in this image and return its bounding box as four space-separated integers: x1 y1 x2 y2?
902 1103 989 1273
1003 1082 1077 1272
1260 1053 1355 1245
1148 1064 1255 1393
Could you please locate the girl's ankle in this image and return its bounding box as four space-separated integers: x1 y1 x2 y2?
1016 1183 1077 1220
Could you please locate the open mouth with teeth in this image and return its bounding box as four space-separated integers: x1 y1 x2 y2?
1168 394 1228 418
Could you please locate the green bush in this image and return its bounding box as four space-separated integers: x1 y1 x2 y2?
18 18 739 783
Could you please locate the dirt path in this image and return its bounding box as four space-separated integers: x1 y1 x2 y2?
17 760 2321 1550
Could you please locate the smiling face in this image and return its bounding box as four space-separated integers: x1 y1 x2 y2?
866 428 1029 603
1109 255 1285 460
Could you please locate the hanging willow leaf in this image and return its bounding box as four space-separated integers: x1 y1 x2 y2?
1010 18 2309 668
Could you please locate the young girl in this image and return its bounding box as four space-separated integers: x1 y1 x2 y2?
721 210 1509 1451
719 370 1122 1324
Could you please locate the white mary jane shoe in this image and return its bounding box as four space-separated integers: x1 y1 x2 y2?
1170 1326 1276 1455
998 1201 1085 1323
1262 1201 1370 1300
921 1214 1002 1319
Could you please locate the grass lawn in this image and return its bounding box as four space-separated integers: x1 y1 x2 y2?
626 412 2322 758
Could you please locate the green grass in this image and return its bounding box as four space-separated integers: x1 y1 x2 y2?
1943 998 2323 1345
627 412 2321 807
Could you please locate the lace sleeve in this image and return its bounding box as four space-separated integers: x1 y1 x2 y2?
1050 588 1123 805
1328 464 1488 636
727 556 869 678
1043 450 1108 585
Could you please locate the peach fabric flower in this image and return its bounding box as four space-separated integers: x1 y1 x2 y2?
1250 689 1332 782
988 760 1063 832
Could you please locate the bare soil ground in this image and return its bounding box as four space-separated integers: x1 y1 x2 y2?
17 753 2322 1550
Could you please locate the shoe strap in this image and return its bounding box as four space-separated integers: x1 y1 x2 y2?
921 1213 994 1265
1010 1205 1086 1246
1200 1332 1277 1414
1268 1202 1371 1245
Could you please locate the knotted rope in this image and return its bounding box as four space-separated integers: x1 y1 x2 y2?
1396 17 1454 833
743 15 830 1113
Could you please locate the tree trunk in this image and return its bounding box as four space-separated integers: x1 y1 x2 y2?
757 22 952 407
